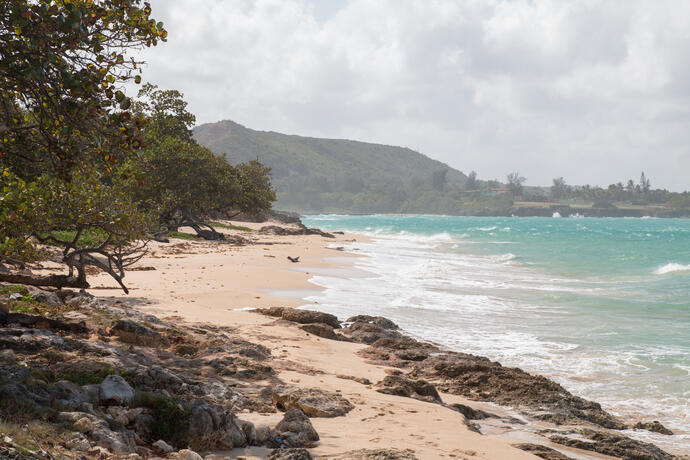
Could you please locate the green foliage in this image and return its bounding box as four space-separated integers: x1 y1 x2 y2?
131 391 191 446
194 120 467 213
0 284 29 296
167 231 201 241
117 87 275 233
209 222 253 232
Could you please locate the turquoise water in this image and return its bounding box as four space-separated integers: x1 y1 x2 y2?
302 215 690 444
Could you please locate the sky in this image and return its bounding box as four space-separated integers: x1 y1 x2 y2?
134 0 690 190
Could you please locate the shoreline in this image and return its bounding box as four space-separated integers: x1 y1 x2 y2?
2 219 684 459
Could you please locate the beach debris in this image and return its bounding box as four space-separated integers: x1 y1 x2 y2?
272 386 354 417
287 256 300 263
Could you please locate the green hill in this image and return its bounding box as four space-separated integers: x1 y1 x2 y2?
194 120 470 213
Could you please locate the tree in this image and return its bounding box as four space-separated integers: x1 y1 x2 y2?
551 177 568 201
465 171 478 190
506 172 526 197
432 169 448 191
0 0 166 292
117 86 276 239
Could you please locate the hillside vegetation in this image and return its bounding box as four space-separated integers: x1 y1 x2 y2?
194 120 478 213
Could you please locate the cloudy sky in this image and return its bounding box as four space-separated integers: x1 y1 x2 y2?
135 0 690 190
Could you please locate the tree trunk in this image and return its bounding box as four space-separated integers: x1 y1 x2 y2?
0 272 89 290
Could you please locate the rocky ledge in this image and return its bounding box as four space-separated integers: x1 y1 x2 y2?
258 308 686 460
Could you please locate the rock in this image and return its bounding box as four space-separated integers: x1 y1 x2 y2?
186 401 246 450
341 321 403 344
268 448 313 460
88 446 111 459
633 420 674 435
512 444 575 460
73 416 95 433
274 409 319 447
236 419 257 445
62 310 89 322
171 449 204 460
280 308 340 329
66 432 91 452
255 425 278 445
152 440 175 454
0 299 9 314
54 380 89 409
272 386 354 417
258 225 334 238
26 288 61 306
99 375 135 405
111 319 170 348
133 413 154 440
299 323 350 341
450 403 497 420
346 315 399 330
374 375 441 404
549 428 674 460
325 449 419 459
335 374 372 385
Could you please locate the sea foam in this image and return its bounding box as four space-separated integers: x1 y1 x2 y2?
654 263 690 275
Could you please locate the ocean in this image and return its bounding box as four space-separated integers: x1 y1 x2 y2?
301 214 690 447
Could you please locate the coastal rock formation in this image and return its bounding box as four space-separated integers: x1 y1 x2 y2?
258 306 341 328
274 408 320 447
99 375 135 405
259 224 335 239
512 443 575 460
341 317 405 344
299 323 351 341
322 448 419 459
548 428 674 460
634 420 674 435
374 375 442 403
268 447 313 459
111 318 170 348
273 386 354 417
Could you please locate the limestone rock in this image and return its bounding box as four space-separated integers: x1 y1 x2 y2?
325 449 419 459
272 386 354 417
171 449 204 460
274 409 319 447
513 443 575 460
374 375 441 404
633 420 673 435
152 439 175 454
299 323 350 341
99 374 135 405
281 308 340 328
268 448 313 460
111 319 170 348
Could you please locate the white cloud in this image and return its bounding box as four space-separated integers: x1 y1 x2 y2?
133 0 690 190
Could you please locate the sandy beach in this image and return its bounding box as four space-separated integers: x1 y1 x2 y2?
77 220 553 459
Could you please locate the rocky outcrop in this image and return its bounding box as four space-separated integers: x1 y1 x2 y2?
512 444 575 460
258 307 341 329
274 408 320 447
259 224 335 239
323 449 419 459
111 318 170 348
268 448 313 460
341 316 406 344
374 375 441 404
548 428 675 460
634 420 674 435
299 323 351 341
99 375 135 405
272 386 354 417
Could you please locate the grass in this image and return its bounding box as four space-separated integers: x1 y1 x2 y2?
0 285 29 296
209 221 253 232
40 228 109 247
130 391 191 445
0 420 65 454
168 231 201 241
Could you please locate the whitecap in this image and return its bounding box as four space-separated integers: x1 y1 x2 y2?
654 263 690 275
